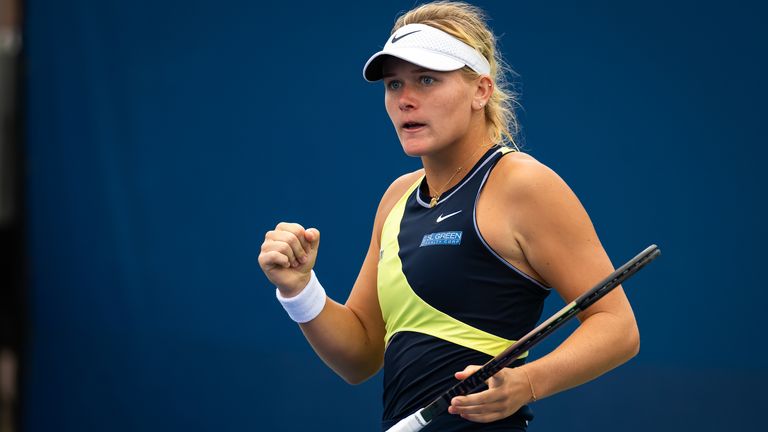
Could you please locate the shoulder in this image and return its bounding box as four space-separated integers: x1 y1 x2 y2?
487 151 587 234
491 151 573 202
371 169 424 243
379 169 424 210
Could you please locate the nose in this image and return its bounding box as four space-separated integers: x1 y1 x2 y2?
398 86 417 112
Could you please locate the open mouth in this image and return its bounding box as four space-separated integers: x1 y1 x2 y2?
403 122 426 130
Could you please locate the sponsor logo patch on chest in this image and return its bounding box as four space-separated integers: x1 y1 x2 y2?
420 231 463 247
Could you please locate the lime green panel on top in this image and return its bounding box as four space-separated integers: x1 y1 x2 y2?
376 173 526 359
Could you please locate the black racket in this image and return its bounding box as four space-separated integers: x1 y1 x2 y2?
386 244 660 432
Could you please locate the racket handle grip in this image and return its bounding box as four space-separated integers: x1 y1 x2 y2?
385 410 429 432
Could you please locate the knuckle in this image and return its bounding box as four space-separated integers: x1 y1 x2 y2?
258 252 274 266
277 243 293 256
287 235 301 247
277 221 303 232
269 231 287 243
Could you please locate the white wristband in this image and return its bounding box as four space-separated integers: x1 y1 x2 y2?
275 270 327 323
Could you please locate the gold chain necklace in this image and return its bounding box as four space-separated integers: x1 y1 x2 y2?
428 144 492 208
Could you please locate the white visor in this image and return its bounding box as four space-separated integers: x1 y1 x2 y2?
363 23 491 82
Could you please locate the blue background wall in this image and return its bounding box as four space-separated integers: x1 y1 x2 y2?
22 0 767 430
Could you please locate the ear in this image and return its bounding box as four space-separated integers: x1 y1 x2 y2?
471 76 494 111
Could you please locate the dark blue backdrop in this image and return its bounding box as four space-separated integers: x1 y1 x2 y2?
22 0 767 430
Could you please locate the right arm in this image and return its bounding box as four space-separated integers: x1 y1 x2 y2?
258 171 422 384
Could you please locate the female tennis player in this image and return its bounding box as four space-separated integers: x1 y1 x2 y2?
258 2 639 430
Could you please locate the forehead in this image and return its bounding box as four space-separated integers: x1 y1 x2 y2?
380 56 440 77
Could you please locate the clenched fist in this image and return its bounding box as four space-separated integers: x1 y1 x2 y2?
258 222 320 297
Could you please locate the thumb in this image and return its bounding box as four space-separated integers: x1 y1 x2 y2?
304 228 320 250
455 365 482 380
304 228 320 256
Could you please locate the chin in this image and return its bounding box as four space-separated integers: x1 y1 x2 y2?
399 137 436 157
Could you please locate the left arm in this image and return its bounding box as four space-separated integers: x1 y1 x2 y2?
449 155 639 422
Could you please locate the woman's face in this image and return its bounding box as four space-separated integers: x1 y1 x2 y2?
381 57 478 156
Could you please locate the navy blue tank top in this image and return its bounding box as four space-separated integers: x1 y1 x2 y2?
378 145 551 431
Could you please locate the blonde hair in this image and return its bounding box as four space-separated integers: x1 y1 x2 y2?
392 1 521 149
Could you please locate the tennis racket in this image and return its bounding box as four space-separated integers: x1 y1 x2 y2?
386 244 660 432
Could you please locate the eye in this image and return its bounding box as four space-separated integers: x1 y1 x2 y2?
420 76 436 86
386 80 402 90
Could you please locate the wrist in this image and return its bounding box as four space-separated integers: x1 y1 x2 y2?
520 365 537 403
275 270 327 323
276 272 312 298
